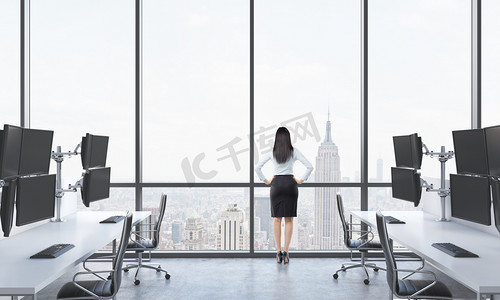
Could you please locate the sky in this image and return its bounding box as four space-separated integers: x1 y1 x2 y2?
1 0 500 184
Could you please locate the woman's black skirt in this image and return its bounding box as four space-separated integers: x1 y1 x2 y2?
270 175 298 217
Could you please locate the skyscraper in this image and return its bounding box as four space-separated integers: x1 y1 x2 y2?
184 217 204 250
314 113 341 249
172 220 183 244
216 204 249 250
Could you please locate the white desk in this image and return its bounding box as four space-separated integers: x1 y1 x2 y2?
351 211 500 300
0 211 150 300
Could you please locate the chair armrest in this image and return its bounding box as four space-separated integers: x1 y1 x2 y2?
345 228 375 245
72 269 116 282
71 281 100 299
83 255 116 271
392 268 438 298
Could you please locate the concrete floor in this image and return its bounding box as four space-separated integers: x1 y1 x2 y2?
34 257 476 300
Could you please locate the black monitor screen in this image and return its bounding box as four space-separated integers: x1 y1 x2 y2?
393 134 423 169
484 125 500 177
391 167 422 207
18 128 54 176
0 178 18 237
81 133 109 169
450 174 491 226
15 174 56 226
452 129 489 175
489 177 500 234
0 125 23 179
81 167 111 207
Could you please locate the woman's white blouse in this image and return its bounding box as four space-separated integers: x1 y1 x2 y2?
254 148 313 182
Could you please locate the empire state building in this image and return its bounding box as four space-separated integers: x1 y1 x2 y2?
313 115 341 249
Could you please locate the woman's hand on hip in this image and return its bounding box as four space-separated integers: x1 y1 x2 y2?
294 177 304 184
264 177 274 185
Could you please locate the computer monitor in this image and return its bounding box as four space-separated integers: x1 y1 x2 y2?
81 133 109 170
0 124 23 179
393 133 423 169
484 125 500 177
490 177 500 234
0 178 17 237
81 167 111 207
452 129 489 176
15 174 56 226
450 174 491 226
18 128 54 176
391 167 422 207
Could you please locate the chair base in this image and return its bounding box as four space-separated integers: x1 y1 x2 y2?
123 252 170 285
333 251 386 285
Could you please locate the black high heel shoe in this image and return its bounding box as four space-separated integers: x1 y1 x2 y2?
276 251 283 264
283 251 289 264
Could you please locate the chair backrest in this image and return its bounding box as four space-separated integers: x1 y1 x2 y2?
376 211 398 293
336 194 350 247
152 194 167 247
111 211 133 295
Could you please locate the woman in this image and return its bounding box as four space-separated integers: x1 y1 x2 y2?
255 127 313 264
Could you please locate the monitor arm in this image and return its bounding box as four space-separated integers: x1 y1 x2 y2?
422 145 455 221
51 143 82 222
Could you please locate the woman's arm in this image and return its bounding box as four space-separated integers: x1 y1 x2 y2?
295 149 313 183
254 152 272 183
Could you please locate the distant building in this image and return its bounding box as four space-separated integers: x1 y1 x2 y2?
314 113 342 249
172 220 183 244
254 196 272 249
216 204 249 250
184 217 204 250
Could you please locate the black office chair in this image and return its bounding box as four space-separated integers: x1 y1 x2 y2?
333 194 385 285
57 211 133 300
123 193 170 285
376 211 453 299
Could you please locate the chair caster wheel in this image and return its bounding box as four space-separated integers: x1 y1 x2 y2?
156 268 161 272
341 266 346 272
134 279 140 285
123 268 129 272
374 268 379 272
165 274 171 280
107 275 112 280
333 273 338 279
363 279 369 285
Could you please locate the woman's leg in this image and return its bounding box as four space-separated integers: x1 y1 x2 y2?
284 217 293 253
273 217 282 252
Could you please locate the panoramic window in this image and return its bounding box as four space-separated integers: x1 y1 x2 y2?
368 0 470 194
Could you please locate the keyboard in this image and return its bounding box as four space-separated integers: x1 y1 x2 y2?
432 242 479 257
30 243 75 259
384 216 405 224
100 215 125 224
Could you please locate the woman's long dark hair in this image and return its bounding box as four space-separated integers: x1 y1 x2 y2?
273 127 294 163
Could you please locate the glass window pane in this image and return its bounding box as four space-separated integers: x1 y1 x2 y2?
368 187 421 211
483 0 500 127
143 188 249 251
369 1 470 181
77 188 135 212
255 0 361 183
30 0 135 182
143 1 249 183
255 187 360 251
0 1 20 125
